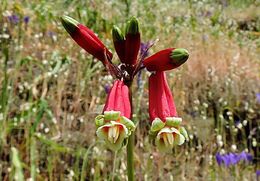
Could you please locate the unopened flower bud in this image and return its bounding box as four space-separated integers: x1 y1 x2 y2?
143 48 189 72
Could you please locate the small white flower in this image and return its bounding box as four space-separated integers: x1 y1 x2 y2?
2 34 10 39
52 118 57 124
40 123 44 129
69 170 74 177
203 103 208 108
243 120 247 126
231 144 237 151
189 134 194 140
44 128 50 133
91 168 95 175
197 145 202 152
237 123 243 129
194 99 200 104
79 117 84 123
220 149 225 154
216 135 222 142
2 10 12 17
249 108 254 113
217 141 223 147
209 155 213 160
42 60 48 65
219 114 224 119
227 111 232 116
70 115 74 121
252 139 257 147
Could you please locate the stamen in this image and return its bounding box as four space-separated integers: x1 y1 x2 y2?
162 133 169 147
166 133 174 145
108 126 120 143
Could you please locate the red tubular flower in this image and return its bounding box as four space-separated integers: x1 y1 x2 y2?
61 15 112 65
103 80 131 118
149 71 177 121
124 17 140 66
95 80 135 151
143 48 189 72
149 71 188 152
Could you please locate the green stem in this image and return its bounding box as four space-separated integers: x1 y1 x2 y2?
112 151 117 181
127 133 134 181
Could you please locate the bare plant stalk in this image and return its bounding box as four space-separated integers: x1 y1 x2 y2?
112 151 118 181
127 133 135 181
127 83 135 181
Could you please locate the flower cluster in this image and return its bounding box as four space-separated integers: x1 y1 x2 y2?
7 14 30 25
61 16 189 152
215 151 253 167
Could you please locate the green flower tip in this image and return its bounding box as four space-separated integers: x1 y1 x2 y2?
151 118 165 132
126 16 140 35
95 115 104 127
165 117 182 127
170 48 189 65
60 15 79 35
104 110 120 121
112 26 125 42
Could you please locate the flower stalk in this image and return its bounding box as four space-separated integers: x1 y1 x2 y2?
127 132 135 181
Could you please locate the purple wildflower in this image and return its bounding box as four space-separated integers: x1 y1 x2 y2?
221 154 232 167
256 93 260 104
136 41 151 88
256 170 260 179
23 16 30 24
215 153 222 165
239 151 253 162
215 151 253 167
104 84 111 94
8 14 19 24
229 153 240 165
140 41 151 58
47 31 55 37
